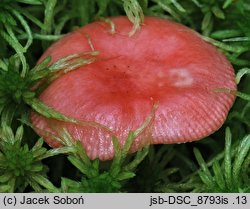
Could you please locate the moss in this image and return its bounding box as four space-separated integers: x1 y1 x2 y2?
0 0 249 192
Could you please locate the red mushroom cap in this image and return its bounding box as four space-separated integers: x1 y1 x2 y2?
31 16 236 160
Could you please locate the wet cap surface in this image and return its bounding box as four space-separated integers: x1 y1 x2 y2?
31 16 237 160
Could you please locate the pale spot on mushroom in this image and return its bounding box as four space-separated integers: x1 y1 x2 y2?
169 68 193 87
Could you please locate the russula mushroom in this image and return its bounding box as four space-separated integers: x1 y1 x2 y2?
31 16 236 160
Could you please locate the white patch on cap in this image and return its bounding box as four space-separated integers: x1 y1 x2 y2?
169 68 193 87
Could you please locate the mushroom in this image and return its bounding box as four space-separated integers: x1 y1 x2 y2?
31 16 236 160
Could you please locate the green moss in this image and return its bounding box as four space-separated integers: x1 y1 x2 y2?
0 0 249 193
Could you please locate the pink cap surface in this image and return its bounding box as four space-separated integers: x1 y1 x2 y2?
31 16 236 160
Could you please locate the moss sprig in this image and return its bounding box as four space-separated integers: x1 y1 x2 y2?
193 128 250 192
158 128 250 192
0 51 99 126
0 0 249 193
60 104 157 192
0 124 71 192
128 145 179 192
122 0 144 36
0 0 44 76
